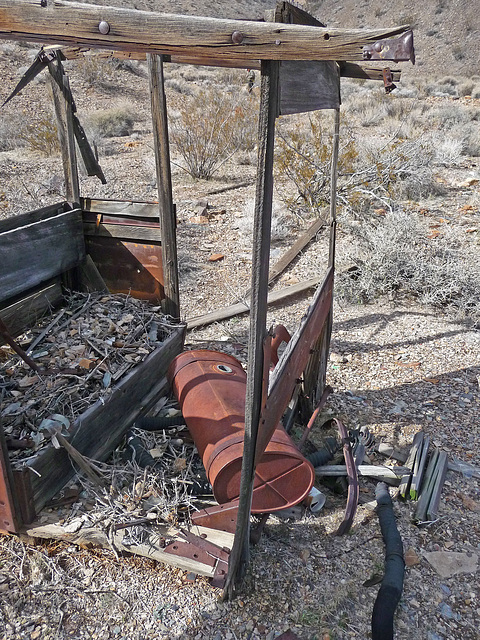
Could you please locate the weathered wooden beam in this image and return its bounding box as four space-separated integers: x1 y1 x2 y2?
339 62 401 81
0 1 410 63
48 58 79 205
148 53 180 319
187 277 322 329
224 59 279 599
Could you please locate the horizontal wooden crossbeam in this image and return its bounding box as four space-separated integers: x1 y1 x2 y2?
0 0 410 63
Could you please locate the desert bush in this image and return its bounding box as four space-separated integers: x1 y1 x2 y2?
337 208 480 320
275 113 358 216
75 55 116 87
0 114 26 151
169 89 258 179
457 80 475 96
19 116 60 155
425 82 458 97
86 105 135 138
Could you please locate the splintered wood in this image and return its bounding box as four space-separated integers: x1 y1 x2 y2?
0 292 177 467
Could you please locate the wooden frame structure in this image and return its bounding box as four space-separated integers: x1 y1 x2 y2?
0 0 414 597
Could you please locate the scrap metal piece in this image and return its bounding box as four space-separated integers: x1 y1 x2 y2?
191 502 239 533
382 67 397 93
334 417 359 536
163 540 216 567
362 30 415 64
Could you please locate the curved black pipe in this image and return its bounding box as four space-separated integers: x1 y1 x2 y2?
305 436 338 468
372 482 405 640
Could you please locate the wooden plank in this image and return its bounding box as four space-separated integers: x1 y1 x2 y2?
21 520 223 578
81 198 160 220
0 1 410 63
48 58 80 204
426 451 448 521
28 326 185 512
225 60 280 598
0 201 69 233
148 54 180 319
255 267 333 465
0 279 63 338
315 464 409 480
187 276 322 329
83 222 162 243
340 62 401 81
49 45 262 70
0 209 85 304
260 214 327 290
410 434 430 500
279 60 340 115
398 431 423 500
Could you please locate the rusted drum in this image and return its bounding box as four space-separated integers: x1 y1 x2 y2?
168 350 315 513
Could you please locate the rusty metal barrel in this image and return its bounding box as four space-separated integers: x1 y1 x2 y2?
168 350 315 513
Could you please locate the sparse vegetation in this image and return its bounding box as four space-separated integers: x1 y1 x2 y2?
86 105 136 138
337 207 480 320
169 88 258 179
19 116 60 155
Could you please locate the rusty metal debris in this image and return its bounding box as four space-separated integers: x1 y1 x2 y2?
363 30 415 64
334 417 359 536
382 67 397 93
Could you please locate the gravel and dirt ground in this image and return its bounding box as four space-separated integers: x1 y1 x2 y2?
1 38 480 640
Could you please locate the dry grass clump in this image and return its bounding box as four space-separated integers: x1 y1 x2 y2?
86 104 136 138
169 87 258 179
337 208 480 321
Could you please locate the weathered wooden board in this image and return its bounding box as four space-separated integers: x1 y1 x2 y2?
0 201 69 233
187 277 322 329
83 222 162 243
255 267 333 464
22 518 234 578
279 60 340 114
0 1 410 63
28 326 185 513
0 279 63 338
81 198 160 220
339 62 401 81
0 209 85 304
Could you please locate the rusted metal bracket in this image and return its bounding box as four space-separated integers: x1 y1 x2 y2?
382 67 397 94
334 418 359 536
191 501 239 534
164 528 230 588
363 30 415 64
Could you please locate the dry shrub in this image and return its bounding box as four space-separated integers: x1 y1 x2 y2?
169 89 257 179
337 208 480 321
275 113 358 216
19 116 60 155
86 105 135 138
75 55 116 87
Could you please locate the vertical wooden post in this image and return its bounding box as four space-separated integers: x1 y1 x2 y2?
224 59 279 599
49 59 80 205
148 53 180 319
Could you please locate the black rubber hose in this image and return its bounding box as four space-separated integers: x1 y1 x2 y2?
306 437 338 468
372 482 405 640
135 415 185 431
126 432 156 468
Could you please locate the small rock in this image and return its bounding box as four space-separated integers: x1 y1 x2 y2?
424 551 478 578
